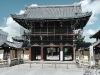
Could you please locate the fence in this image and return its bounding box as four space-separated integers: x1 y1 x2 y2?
0 58 24 68
21 61 78 69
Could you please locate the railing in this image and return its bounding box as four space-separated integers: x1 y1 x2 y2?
23 61 77 69
28 63 69 69
0 60 8 68
0 58 24 68
9 58 24 66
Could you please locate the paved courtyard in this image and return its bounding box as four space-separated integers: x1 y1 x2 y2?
0 63 100 75
0 63 85 75
35 55 72 61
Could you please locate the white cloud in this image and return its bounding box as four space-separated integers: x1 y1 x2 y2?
0 4 38 42
19 10 25 15
0 10 26 42
83 29 98 42
30 4 38 7
0 17 21 42
78 0 100 25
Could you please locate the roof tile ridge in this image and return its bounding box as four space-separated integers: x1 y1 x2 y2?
25 4 81 9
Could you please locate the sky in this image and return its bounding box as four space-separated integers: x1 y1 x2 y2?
0 0 100 42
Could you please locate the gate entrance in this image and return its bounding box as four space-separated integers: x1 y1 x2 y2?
63 46 73 61
44 47 60 61
30 46 74 61
31 47 41 61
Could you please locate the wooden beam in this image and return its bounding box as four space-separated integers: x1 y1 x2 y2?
41 43 43 60
23 34 79 36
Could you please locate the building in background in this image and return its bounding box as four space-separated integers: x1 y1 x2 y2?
90 30 100 63
0 29 8 43
0 29 8 59
11 36 29 60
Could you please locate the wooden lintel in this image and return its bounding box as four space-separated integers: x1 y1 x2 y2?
23 34 79 36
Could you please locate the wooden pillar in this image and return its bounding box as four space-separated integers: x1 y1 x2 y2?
90 46 95 66
41 43 43 61
15 50 17 58
29 47 31 60
11 50 14 58
56 47 58 55
29 47 37 61
43 47 47 60
72 47 74 60
60 43 63 61
23 50 24 59
31 47 36 60
51 50 53 56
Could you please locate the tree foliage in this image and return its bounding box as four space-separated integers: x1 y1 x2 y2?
64 48 69 54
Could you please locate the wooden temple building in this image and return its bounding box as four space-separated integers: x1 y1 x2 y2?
1 41 23 59
11 4 92 61
90 30 100 60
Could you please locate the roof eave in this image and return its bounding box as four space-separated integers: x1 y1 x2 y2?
90 30 100 38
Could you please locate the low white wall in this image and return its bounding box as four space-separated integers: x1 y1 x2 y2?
0 49 4 60
10 50 29 60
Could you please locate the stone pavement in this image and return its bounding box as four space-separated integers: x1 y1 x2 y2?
0 63 85 75
35 55 72 61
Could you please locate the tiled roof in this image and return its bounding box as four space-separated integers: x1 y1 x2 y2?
14 42 23 48
90 30 100 38
12 36 28 48
5 41 18 48
76 42 91 50
11 5 92 20
12 36 25 41
1 41 23 49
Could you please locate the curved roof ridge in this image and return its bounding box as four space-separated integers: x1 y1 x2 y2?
25 4 81 9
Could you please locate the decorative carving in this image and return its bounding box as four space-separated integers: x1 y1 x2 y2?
40 36 42 40
49 43 54 47
60 36 62 40
60 21 62 27
40 22 43 27
65 43 72 46
32 43 39 46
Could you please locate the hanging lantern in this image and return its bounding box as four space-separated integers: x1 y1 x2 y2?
50 47 54 50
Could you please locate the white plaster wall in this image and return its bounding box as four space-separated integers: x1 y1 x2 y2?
0 49 3 60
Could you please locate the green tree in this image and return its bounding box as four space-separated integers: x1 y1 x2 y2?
64 48 69 55
76 37 85 42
